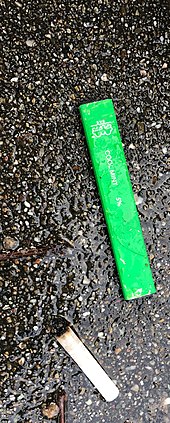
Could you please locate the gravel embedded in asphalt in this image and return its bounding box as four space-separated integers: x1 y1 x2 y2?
0 1 169 422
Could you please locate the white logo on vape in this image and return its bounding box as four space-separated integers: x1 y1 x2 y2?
105 150 118 186
116 197 122 207
91 120 113 138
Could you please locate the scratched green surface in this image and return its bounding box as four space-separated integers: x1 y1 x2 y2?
79 99 156 300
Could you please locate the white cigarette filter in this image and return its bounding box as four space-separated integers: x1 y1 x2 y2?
57 327 119 402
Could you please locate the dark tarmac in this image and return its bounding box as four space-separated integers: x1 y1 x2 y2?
0 1 169 422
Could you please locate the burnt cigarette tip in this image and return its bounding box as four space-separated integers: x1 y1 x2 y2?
51 315 70 337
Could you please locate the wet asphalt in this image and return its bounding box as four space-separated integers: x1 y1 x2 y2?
0 1 169 422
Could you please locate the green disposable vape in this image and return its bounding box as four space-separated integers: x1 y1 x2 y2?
79 99 156 300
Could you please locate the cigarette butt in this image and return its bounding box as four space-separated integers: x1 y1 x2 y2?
57 327 119 402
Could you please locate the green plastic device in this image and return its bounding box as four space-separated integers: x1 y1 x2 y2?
79 99 156 300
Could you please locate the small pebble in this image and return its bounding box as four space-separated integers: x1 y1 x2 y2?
115 347 122 355
26 39 36 47
137 121 145 133
18 357 25 366
92 64 97 71
83 311 90 317
98 332 104 338
101 73 108 81
134 194 143 205
129 143 136 150
42 403 59 418
162 146 167 154
83 276 90 285
15 1 22 7
45 33 51 39
11 77 19 82
3 236 19 250
140 69 147 77
86 399 92 405
24 201 31 208
150 254 155 261
131 384 139 392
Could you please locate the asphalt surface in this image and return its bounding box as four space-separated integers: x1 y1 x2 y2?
0 1 169 422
